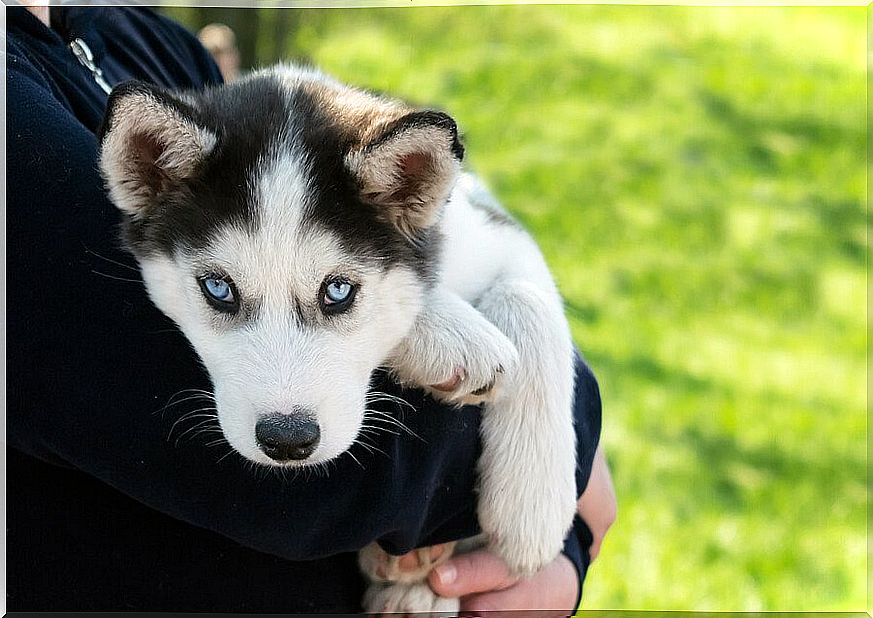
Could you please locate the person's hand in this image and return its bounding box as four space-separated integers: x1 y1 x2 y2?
427 548 578 612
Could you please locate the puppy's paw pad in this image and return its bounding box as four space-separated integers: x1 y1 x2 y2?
430 366 467 393
429 373 502 406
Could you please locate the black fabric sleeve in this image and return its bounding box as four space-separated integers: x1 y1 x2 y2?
561 515 595 608
559 357 602 605
8 48 602 564
572 354 603 496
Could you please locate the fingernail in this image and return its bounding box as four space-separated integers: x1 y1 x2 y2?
435 563 456 585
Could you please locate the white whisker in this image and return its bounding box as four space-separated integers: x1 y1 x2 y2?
173 415 220 446
216 447 237 465
83 245 140 272
346 449 365 470
167 408 218 441
153 389 215 417
365 409 422 441
91 270 142 284
366 390 415 411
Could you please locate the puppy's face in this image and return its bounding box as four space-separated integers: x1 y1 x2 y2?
99 68 463 466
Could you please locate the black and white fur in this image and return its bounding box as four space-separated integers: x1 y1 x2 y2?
99 65 578 612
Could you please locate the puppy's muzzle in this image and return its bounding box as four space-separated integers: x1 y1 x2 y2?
255 411 320 462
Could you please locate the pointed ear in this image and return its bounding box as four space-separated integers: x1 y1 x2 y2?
98 81 216 218
345 110 464 237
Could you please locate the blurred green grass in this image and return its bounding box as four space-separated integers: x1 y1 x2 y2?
168 5 867 611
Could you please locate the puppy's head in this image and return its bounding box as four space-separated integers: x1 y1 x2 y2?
98 68 463 466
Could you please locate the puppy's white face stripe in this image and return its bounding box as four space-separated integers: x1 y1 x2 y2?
201 148 319 312
139 147 425 466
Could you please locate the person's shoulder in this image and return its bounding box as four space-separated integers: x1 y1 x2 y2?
6 14 45 75
97 7 224 88
7 33 59 104
105 7 200 48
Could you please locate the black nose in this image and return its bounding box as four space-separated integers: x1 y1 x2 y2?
255 413 320 462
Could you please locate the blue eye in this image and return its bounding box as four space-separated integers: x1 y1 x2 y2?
205 278 232 301
325 281 352 303
321 278 356 313
198 274 238 312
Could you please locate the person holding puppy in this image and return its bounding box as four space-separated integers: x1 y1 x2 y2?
7 4 615 612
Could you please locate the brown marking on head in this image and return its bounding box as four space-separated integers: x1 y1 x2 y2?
298 77 413 146
291 75 464 239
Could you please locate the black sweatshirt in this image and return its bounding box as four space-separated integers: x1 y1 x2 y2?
7 7 602 613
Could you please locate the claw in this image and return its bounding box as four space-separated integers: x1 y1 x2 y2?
471 379 495 396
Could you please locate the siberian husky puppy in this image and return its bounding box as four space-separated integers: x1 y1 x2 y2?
99 65 578 612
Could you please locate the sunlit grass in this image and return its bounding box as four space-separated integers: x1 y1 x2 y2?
167 5 867 610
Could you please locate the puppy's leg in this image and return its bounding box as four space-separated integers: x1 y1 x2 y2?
389 287 519 405
359 542 460 613
473 278 578 575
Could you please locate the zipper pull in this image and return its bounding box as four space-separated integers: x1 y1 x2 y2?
69 38 113 95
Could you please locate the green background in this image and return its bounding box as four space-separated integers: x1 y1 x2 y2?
164 5 867 611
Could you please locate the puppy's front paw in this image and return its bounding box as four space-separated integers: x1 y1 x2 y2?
428 348 515 405
395 320 518 405
391 309 519 407
363 582 460 614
